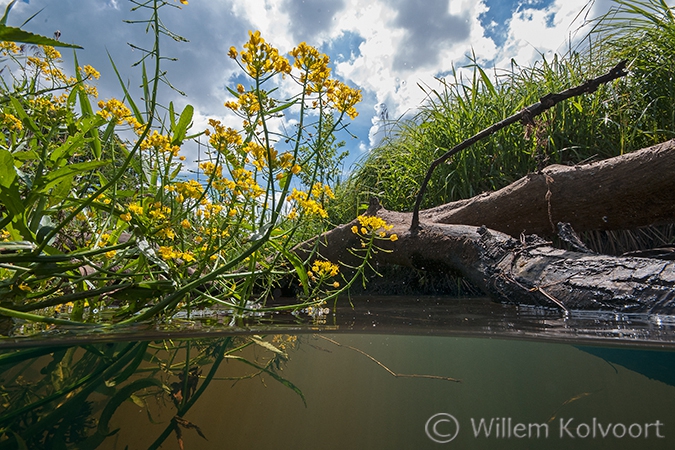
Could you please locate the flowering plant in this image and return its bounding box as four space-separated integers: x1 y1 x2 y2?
0 0 370 330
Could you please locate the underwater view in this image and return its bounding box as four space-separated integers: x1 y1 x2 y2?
1 297 675 449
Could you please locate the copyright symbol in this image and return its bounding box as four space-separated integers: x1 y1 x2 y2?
425 413 460 443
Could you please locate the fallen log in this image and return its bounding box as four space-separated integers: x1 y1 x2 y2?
420 138 675 238
296 199 675 313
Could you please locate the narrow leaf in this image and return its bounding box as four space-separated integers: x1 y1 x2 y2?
0 24 82 48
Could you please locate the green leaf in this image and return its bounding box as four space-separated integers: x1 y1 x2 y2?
267 100 296 115
40 160 110 192
0 149 17 188
49 133 86 165
227 355 307 407
270 240 309 296
0 149 27 229
0 0 16 26
80 376 163 449
0 24 82 49
251 335 288 359
47 174 74 206
171 104 194 146
107 51 145 124
9 97 40 135
73 52 101 158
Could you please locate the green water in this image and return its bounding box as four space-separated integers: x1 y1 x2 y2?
1 297 675 449
132 336 675 450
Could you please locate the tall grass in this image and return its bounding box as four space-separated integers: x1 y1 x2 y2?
330 0 675 224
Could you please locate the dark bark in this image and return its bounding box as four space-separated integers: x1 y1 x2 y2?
296 141 675 312
296 201 675 313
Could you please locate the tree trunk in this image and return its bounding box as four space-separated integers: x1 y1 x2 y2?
420 138 675 238
295 140 675 313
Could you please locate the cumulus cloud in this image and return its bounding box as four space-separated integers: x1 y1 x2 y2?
391 0 471 71
0 0 618 168
282 0 347 42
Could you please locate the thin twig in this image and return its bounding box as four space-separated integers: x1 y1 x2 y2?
316 335 461 383
410 60 628 231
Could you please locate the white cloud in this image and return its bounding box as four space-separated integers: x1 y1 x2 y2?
0 0 620 168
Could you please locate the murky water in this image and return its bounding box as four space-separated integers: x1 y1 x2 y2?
1 296 675 449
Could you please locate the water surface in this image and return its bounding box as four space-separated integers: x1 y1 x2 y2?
1 296 674 449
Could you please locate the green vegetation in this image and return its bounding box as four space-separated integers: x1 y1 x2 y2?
330 0 675 223
0 0 401 331
0 334 304 449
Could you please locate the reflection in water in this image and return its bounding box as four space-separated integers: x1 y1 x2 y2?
0 332 674 449
0 336 300 449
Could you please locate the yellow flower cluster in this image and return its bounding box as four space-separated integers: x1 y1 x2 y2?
0 41 20 55
148 202 171 221
128 203 144 215
28 96 64 114
173 179 204 202
81 65 101 80
271 334 298 352
158 246 195 262
310 260 339 278
97 98 142 129
290 42 331 89
140 130 180 156
1 113 23 132
96 232 120 259
326 79 362 119
311 182 335 200
42 46 61 60
200 203 224 220
232 168 264 197
307 260 340 288
245 141 278 170
204 119 242 152
286 183 333 220
351 215 398 241
229 30 291 78
199 161 222 178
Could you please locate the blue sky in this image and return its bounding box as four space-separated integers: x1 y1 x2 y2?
1 0 617 175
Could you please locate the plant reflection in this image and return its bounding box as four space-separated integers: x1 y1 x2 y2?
0 335 301 449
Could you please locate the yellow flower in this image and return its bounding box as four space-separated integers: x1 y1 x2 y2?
235 30 291 77
81 65 100 79
158 246 178 260
311 260 339 278
332 281 340 288
351 225 358 234
42 45 61 60
105 250 117 259
97 98 139 128
157 227 176 240
181 219 191 229
1 113 23 132
128 203 144 215
0 41 20 55
181 251 196 262
390 234 398 242
120 212 132 222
